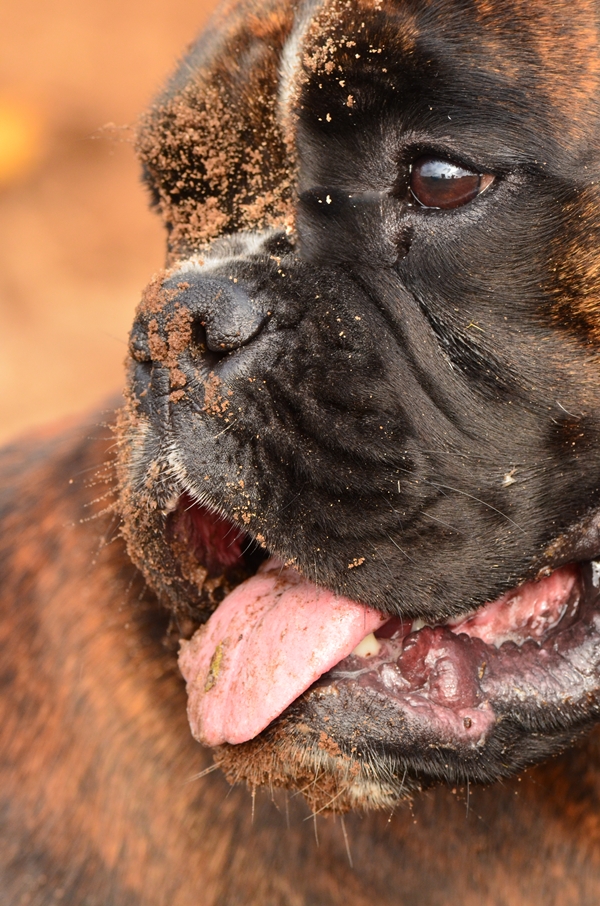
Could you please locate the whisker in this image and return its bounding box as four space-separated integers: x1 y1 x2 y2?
420 510 464 534
368 542 396 582
430 481 523 532
340 815 353 868
392 464 523 532
277 487 305 515
398 766 408 798
184 763 220 784
386 534 415 563
307 784 349 817
213 420 237 439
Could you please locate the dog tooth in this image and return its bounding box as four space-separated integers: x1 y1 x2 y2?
351 632 381 658
411 618 427 632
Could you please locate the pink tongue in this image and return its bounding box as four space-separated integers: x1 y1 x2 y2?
178 558 387 746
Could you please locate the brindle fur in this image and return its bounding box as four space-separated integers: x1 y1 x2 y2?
5 0 600 901
2 417 600 904
123 0 600 801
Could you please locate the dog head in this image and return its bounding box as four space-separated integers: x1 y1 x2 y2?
118 0 600 811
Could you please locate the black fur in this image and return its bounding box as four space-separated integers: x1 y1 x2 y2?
121 0 600 794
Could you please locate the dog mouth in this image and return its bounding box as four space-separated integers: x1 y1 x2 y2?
174 495 600 757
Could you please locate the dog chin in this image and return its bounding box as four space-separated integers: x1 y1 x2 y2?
118 435 600 812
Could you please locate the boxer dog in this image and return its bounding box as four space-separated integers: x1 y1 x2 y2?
3 0 600 902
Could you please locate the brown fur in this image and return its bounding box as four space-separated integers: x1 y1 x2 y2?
6 0 600 899
2 411 600 904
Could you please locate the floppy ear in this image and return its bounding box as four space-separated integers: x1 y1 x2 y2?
136 0 297 261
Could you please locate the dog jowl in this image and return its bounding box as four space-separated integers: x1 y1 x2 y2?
118 0 600 811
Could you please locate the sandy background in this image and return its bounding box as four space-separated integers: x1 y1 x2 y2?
0 0 219 443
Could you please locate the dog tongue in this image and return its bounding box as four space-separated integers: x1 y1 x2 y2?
178 558 388 746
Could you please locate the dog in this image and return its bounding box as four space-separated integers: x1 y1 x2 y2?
4 0 600 901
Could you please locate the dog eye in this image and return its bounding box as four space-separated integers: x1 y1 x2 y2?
409 156 494 209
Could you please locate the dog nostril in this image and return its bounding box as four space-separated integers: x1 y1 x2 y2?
190 320 229 367
173 276 269 354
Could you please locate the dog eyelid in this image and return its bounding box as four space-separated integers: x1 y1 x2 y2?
409 156 495 210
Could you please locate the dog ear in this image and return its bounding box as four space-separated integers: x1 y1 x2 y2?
136 0 297 262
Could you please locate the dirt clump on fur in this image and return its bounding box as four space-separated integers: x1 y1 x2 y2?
136 0 298 261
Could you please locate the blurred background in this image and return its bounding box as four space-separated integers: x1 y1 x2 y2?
0 0 218 443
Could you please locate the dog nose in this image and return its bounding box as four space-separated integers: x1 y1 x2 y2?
175 274 269 353
130 271 270 366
